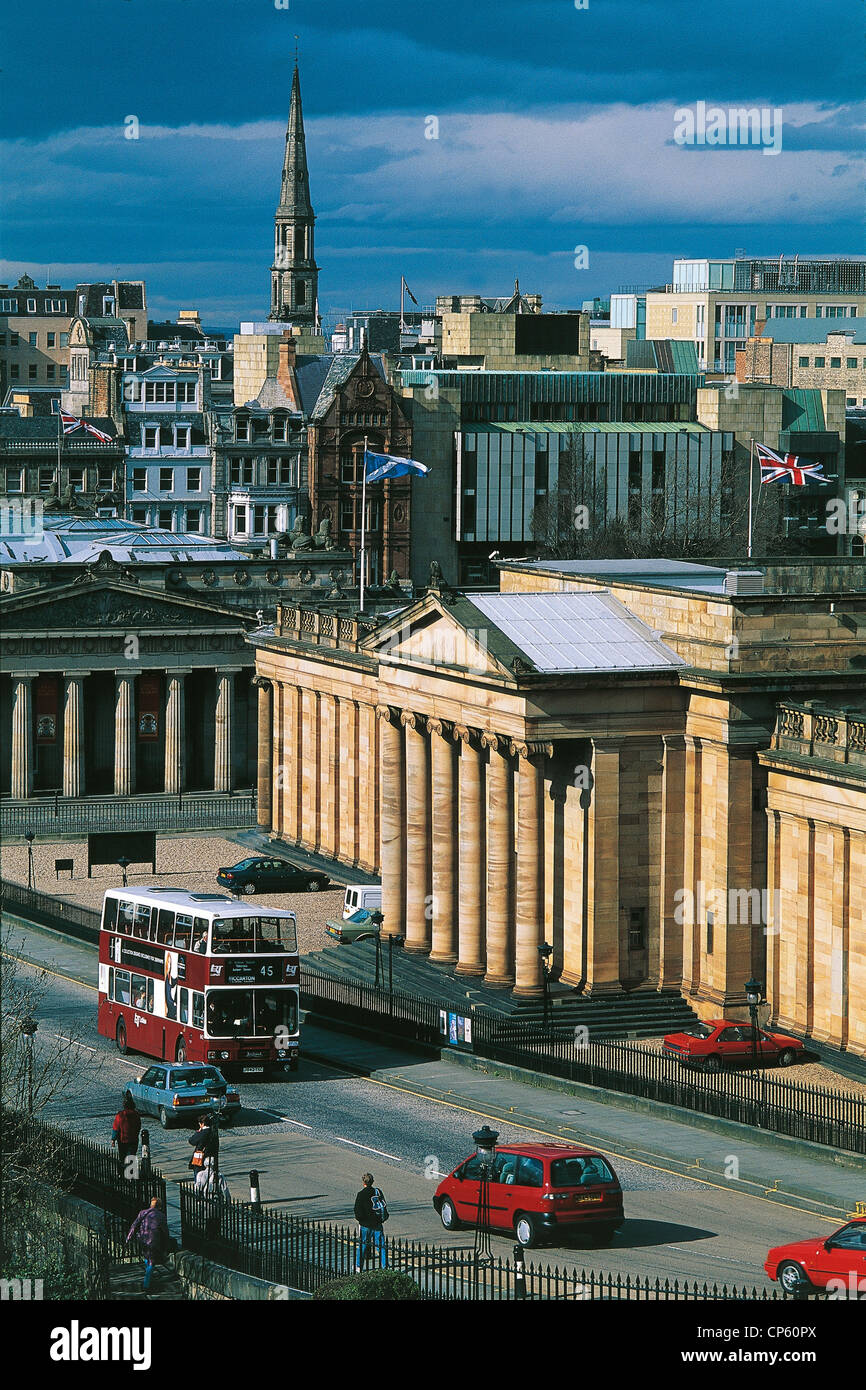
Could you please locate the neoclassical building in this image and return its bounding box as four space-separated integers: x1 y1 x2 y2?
252 558 866 1055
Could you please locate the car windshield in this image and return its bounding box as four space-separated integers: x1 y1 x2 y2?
550 1156 616 1187
830 1223 866 1250
210 915 297 953
681 1024 714 1039
171 1068 222 1089
206 989 298 1038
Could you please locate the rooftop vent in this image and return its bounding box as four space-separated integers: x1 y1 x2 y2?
724 569 764 596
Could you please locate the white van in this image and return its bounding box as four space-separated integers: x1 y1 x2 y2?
342 885 382 919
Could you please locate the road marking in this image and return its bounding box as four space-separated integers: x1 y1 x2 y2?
55 1033 140 1067
334 1137 402 1160
260 1113 311 1127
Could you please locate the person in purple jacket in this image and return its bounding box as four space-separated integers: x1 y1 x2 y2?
126 1197 170 1292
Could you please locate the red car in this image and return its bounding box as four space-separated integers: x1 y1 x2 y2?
433 1143 624 1249
662 1020 805 1072
764 1218 866 1296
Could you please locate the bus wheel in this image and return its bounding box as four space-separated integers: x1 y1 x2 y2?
175 1038 187 1064
116 1021 128 1054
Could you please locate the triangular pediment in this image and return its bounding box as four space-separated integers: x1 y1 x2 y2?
363 595 518 681
0 580 247 633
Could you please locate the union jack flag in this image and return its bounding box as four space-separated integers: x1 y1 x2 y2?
755 443 828 486
59 412 113 443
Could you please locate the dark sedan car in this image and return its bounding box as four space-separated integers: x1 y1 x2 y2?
217 856 330 895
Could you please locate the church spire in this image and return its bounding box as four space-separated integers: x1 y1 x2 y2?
269 61 319 326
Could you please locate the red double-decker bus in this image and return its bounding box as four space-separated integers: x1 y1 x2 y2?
97 887 300 1077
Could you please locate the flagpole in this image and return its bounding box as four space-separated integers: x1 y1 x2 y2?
400 277 405 335
57 405 62 492
747 437 755 559
359 434 368 613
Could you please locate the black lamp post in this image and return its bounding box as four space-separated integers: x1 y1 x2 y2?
117 857 131 889
745 977 765 1069
472 1124 499 1293
370 911 384 990
387 932 403 1010
538 942 553 1033
25 830 35 890
21 1015 38 1114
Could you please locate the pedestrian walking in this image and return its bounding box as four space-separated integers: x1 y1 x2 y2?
112 1092 142 1175
354 1172 388 1272
188 1113 225 1196
126 1197 170 1293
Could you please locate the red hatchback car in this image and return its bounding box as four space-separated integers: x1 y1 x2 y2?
433 1143 624 1249
663 1020 805 1072
764 1218 866 1296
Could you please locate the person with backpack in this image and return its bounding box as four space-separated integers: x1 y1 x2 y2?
126 1197 170 1293
112 1092 142 1175
353 1172 388 1271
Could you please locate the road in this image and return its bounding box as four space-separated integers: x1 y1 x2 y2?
4 916 858 1292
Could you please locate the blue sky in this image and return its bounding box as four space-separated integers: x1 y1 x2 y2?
1 0 862 330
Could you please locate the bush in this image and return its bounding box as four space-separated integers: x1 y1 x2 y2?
312 1269 421 1301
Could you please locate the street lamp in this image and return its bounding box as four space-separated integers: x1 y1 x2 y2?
25 830 35 890
370 911 385 990
117 857 131 889
20 1015 38 1114
472 1124 499 1292
538 943 553 1035
745 977 765 1069
387 931 403 1008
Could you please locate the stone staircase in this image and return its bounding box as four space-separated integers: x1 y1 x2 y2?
303 940 700 1041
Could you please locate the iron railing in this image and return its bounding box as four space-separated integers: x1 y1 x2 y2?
299 966 442 1047
1 1108 166 1222
0 790 256 837
178 1184 787 1301
1 877 101 943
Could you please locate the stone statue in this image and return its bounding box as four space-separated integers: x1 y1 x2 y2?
42 480 60 510
289 516 313 550
313 517 336 551
429 559 444 589
387 569 402 589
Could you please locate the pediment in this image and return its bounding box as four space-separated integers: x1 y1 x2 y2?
0 581 244 633
369 601 508 679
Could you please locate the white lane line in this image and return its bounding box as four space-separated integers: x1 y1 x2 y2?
334 1137 402 1160
56 1034 139 1067
259 1113 311 1127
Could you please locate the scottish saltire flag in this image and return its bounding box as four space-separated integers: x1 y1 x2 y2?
756 443 828 486
363 450 429 483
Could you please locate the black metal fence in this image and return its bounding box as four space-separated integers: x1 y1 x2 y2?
179 1184 786 1301
1 876 101 944
0 790 256 838
299 967 866 1156
1 1108 166 1222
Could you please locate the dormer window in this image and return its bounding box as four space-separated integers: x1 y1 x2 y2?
235 416 249 441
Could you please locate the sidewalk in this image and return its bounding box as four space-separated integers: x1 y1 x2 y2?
299 1020 866 1219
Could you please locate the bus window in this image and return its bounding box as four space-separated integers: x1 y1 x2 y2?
131 974 148 1010
206 990 253 1036
118 900 135 935
178 989 188 1024
211 918 254 953
115 970 131 1005
102 898 118 932
146 979 155 1013
134 905 152 940
174 913 192 950
156 908 175 945
192 917 208 953
192 992 204 1030
256 917 282 951
108 966 114 998
256 991 298 1038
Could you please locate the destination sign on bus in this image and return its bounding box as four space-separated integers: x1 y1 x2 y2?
209 958 296 986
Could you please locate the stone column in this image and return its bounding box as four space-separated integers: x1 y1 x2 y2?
283 684 301 845
214 671 235 792
251 676 273 829
657 735 686 990
402 711 431 953
321 693 339 858
62 674 86 799
164 671 187 795
584 738 622 995
483 733 514 985
708 741 757 1008
681 735 703 995
11 675 34 799
513 741 547 997
377 706 406 938
114 673 136 796
455 726 485 976
428 718 457 963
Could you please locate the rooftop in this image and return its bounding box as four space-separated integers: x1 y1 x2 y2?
0 514 249 566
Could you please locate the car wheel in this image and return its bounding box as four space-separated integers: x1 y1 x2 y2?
307 879 322 892
176 1039 187 1064
159 1106 171 1130
704 1054 722 1074
778 1048 797 1067
515 1214 541 1249
439 1197 462 1232
242 881 256 895
777 1261 811 1295
116 1021 128 1054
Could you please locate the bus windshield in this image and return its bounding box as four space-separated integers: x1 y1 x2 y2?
210 916 297 954
206 990 298 1038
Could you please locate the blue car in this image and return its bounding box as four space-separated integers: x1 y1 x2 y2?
128 1062 241 1129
